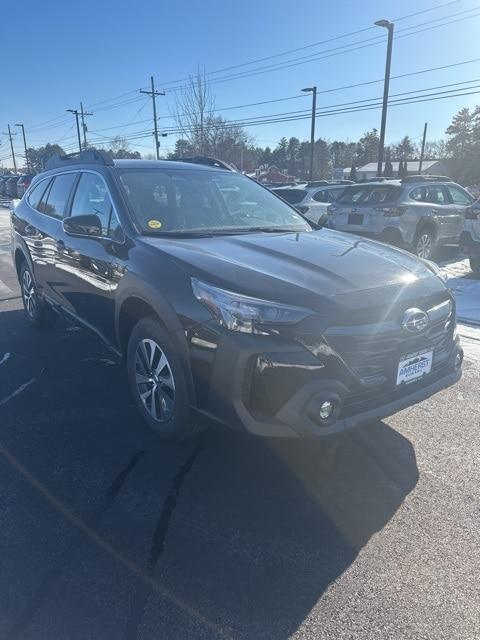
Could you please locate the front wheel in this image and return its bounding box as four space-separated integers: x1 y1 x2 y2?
470 257 480 277
126 317 196 440
414 228 436 260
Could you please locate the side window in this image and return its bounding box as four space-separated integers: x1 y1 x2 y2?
28 179 51 210
409 187 425 202
328 188 344 202
424 185 446 205
447 185 473 206
71 172 120 238
313 190 327 203
43 173 77 218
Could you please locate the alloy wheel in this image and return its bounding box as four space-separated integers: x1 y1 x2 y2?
22 269 37 318
134 338 175 422
416 233 432 259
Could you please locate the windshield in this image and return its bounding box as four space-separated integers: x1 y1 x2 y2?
337 184 402 205
118 168 311 235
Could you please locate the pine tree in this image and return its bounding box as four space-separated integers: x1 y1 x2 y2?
383 149 394 177
445 107 474 157
349 163 357 181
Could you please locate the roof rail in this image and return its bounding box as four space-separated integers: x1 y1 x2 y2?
45 149 114 170
177 156 237 171
401 174 452 183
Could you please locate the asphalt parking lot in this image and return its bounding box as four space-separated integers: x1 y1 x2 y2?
0 207 479 639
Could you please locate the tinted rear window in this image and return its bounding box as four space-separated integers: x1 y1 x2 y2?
273 188 306 204
337 185 402 205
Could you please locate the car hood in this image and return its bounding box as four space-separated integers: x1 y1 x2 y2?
140 229 446 311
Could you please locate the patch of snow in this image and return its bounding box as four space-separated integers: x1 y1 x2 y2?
439 258 480 326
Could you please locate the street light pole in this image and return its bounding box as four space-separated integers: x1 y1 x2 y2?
302 86 317 180
15 123 30 172
375 19 394 178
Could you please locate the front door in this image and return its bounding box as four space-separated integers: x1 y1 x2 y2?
55 171 125 344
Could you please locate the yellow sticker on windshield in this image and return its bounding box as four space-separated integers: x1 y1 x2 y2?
148 219 162 229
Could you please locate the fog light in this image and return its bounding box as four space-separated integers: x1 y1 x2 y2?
319 400 334 420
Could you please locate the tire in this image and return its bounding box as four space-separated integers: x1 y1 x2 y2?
470 257 480 278
19 262 57 329
413 227 437 260
126 317 195 440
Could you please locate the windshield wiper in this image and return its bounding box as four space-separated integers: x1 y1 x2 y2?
237 226 309 233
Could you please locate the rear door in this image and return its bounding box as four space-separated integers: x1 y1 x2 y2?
445 184 474 241
19 173 77 303
421 184 458 241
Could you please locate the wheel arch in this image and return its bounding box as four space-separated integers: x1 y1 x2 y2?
415 216 438 239
116 289 196 405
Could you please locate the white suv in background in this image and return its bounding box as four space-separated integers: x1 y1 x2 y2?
272 183 346 225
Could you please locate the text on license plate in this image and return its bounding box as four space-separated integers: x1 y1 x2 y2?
396 349 433 385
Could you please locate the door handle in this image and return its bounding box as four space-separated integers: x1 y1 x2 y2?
431 209 439 215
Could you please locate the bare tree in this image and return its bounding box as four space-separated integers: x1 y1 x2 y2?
174 69 215 154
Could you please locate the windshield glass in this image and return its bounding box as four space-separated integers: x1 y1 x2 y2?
337 184 402 205
118 168 311 235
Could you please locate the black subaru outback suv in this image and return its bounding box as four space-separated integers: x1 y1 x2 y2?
10 151 462 439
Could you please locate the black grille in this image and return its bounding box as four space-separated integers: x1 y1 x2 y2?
325 300 454 385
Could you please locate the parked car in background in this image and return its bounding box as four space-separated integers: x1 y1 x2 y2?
326 176 474 259
460 199 480 276
10 151 462 440
5 176 22 199
273 183 346 225
0 176 13 196
16 174 35 198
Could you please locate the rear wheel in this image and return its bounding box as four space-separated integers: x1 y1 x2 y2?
20 262 57 328
470 257 480 277
127 317 196 440
414 227 436 260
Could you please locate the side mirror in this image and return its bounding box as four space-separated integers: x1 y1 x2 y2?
63 214 102 238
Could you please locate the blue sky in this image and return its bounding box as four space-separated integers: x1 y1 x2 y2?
1 0 480 164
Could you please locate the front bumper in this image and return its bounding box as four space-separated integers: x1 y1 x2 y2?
189 323 463 438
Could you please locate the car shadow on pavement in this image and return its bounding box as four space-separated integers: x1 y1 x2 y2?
0 308 419 640
141 420 419 638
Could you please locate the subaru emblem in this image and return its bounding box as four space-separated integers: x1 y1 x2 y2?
402 308 429 333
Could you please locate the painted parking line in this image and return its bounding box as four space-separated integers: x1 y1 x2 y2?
0 352 10 367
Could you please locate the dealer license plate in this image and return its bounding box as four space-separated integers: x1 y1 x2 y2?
396 349 433 385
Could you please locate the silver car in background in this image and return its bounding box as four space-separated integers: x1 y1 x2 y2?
273 183 346 225
460 199 480 276
326 176 474 259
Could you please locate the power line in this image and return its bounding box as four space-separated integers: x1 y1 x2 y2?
163 7 480 92
158 0 465 88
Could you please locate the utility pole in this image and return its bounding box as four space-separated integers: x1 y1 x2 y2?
7 125 17 173
301 85 317 180
375 19 394 177
80 102 93 150
15 123 30 172
140 76 165 160
418 122 428 174
67 109 82 153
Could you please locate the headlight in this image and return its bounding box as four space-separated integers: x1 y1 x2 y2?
423 259 448 284
191 278 313 334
